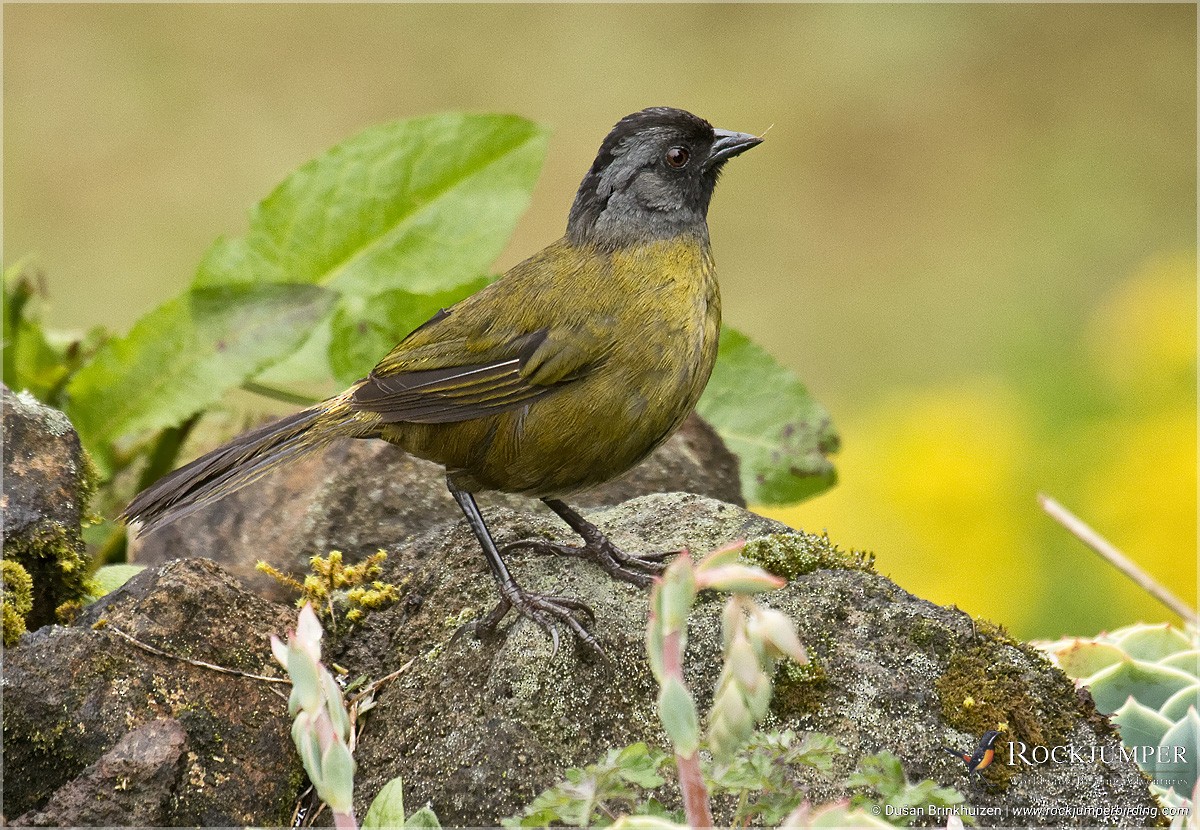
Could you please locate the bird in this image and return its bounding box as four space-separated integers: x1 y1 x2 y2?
942 730 1002 782
123 107 763 654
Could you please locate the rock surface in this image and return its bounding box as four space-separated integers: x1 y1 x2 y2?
332 494 1158 828
2 558 302 826
3 490 1160 827
129 412 743 601
1 384 92 626
12 718 188 827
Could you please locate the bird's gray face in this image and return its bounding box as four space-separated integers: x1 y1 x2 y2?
567 108 762 249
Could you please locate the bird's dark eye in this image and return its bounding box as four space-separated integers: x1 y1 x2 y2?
665 146 690 168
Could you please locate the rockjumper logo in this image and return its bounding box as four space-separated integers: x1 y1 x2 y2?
942 730 1001 782
1007 741 1189 767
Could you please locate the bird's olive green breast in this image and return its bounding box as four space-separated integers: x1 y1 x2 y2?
380 235 720 496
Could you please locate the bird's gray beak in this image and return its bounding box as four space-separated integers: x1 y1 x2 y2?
705 129 763 169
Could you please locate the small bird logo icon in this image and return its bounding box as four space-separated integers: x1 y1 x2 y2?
943 730 1001 782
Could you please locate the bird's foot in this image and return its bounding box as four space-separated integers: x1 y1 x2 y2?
458 586 602 657
501 534 678 588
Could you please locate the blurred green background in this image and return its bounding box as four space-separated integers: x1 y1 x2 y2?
4 4 1195 639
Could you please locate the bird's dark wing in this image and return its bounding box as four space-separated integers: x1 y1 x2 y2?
351 241 614 425
350 323 603 424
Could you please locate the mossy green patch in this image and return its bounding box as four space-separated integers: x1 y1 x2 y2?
2 559 34 646
772 656 829 717
741 533 874 581
8 519 91 629
935 622 1083 791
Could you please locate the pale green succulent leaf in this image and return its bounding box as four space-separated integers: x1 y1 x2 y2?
1160 684 1200 723
1111 623 1196 662
657 676 700 756
319 739 357 814
1112 696 1174 748
1155 707 1199 793
1161 649 1200 679
1084 658 1197 714
1051 640 1127 679
405 807 442 829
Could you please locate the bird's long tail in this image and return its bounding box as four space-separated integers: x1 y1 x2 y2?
122 395 374 533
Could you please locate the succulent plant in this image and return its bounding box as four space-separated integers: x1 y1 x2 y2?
1036 622 1199 809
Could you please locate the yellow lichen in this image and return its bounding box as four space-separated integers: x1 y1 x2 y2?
257 549 403 632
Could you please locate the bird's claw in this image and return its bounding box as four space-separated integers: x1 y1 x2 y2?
457 588 604 658
501 538 679 588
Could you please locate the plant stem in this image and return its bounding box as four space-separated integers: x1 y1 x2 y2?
1038 493 1198 625
676 751 713 828
332 809 357 830
662 629 714 828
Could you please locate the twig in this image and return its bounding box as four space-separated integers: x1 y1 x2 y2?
104 623 292 685
1038 493 1198 625
347 657 416 751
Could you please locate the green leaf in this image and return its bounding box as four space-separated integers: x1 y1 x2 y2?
1111 623 1195 662
1157 707 1199 791
363 776 407 829
88 565 145 599
613 743 668 789
3 262 71 403
328 277 492 385
1111 697 1173 748
405 807 443 829
318 739 357 814
1160 650 1200 678
697 327 839 505
195 113 547 295
1159 683 1200 722
1084 658 1197 713
65 283 335 472
657 676 700 755
192 113 547 390
1050 640 1127 679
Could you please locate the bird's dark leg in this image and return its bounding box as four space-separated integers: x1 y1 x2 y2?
501 498 679 588
447 479 600 655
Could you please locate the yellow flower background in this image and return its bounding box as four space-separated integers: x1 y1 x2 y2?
767 254 1196 637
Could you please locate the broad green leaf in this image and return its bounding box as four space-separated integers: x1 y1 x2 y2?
328 276 493 385
3 262 70 402
88 564 145 599
193 113 547 391
65 284 334 472
698 327 839 505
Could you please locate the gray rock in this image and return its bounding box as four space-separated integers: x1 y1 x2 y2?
2 558 302 826
334 493 1159 827
1 384 92 627
12 718 188 827
5 491 1158 828
128 412 742 601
